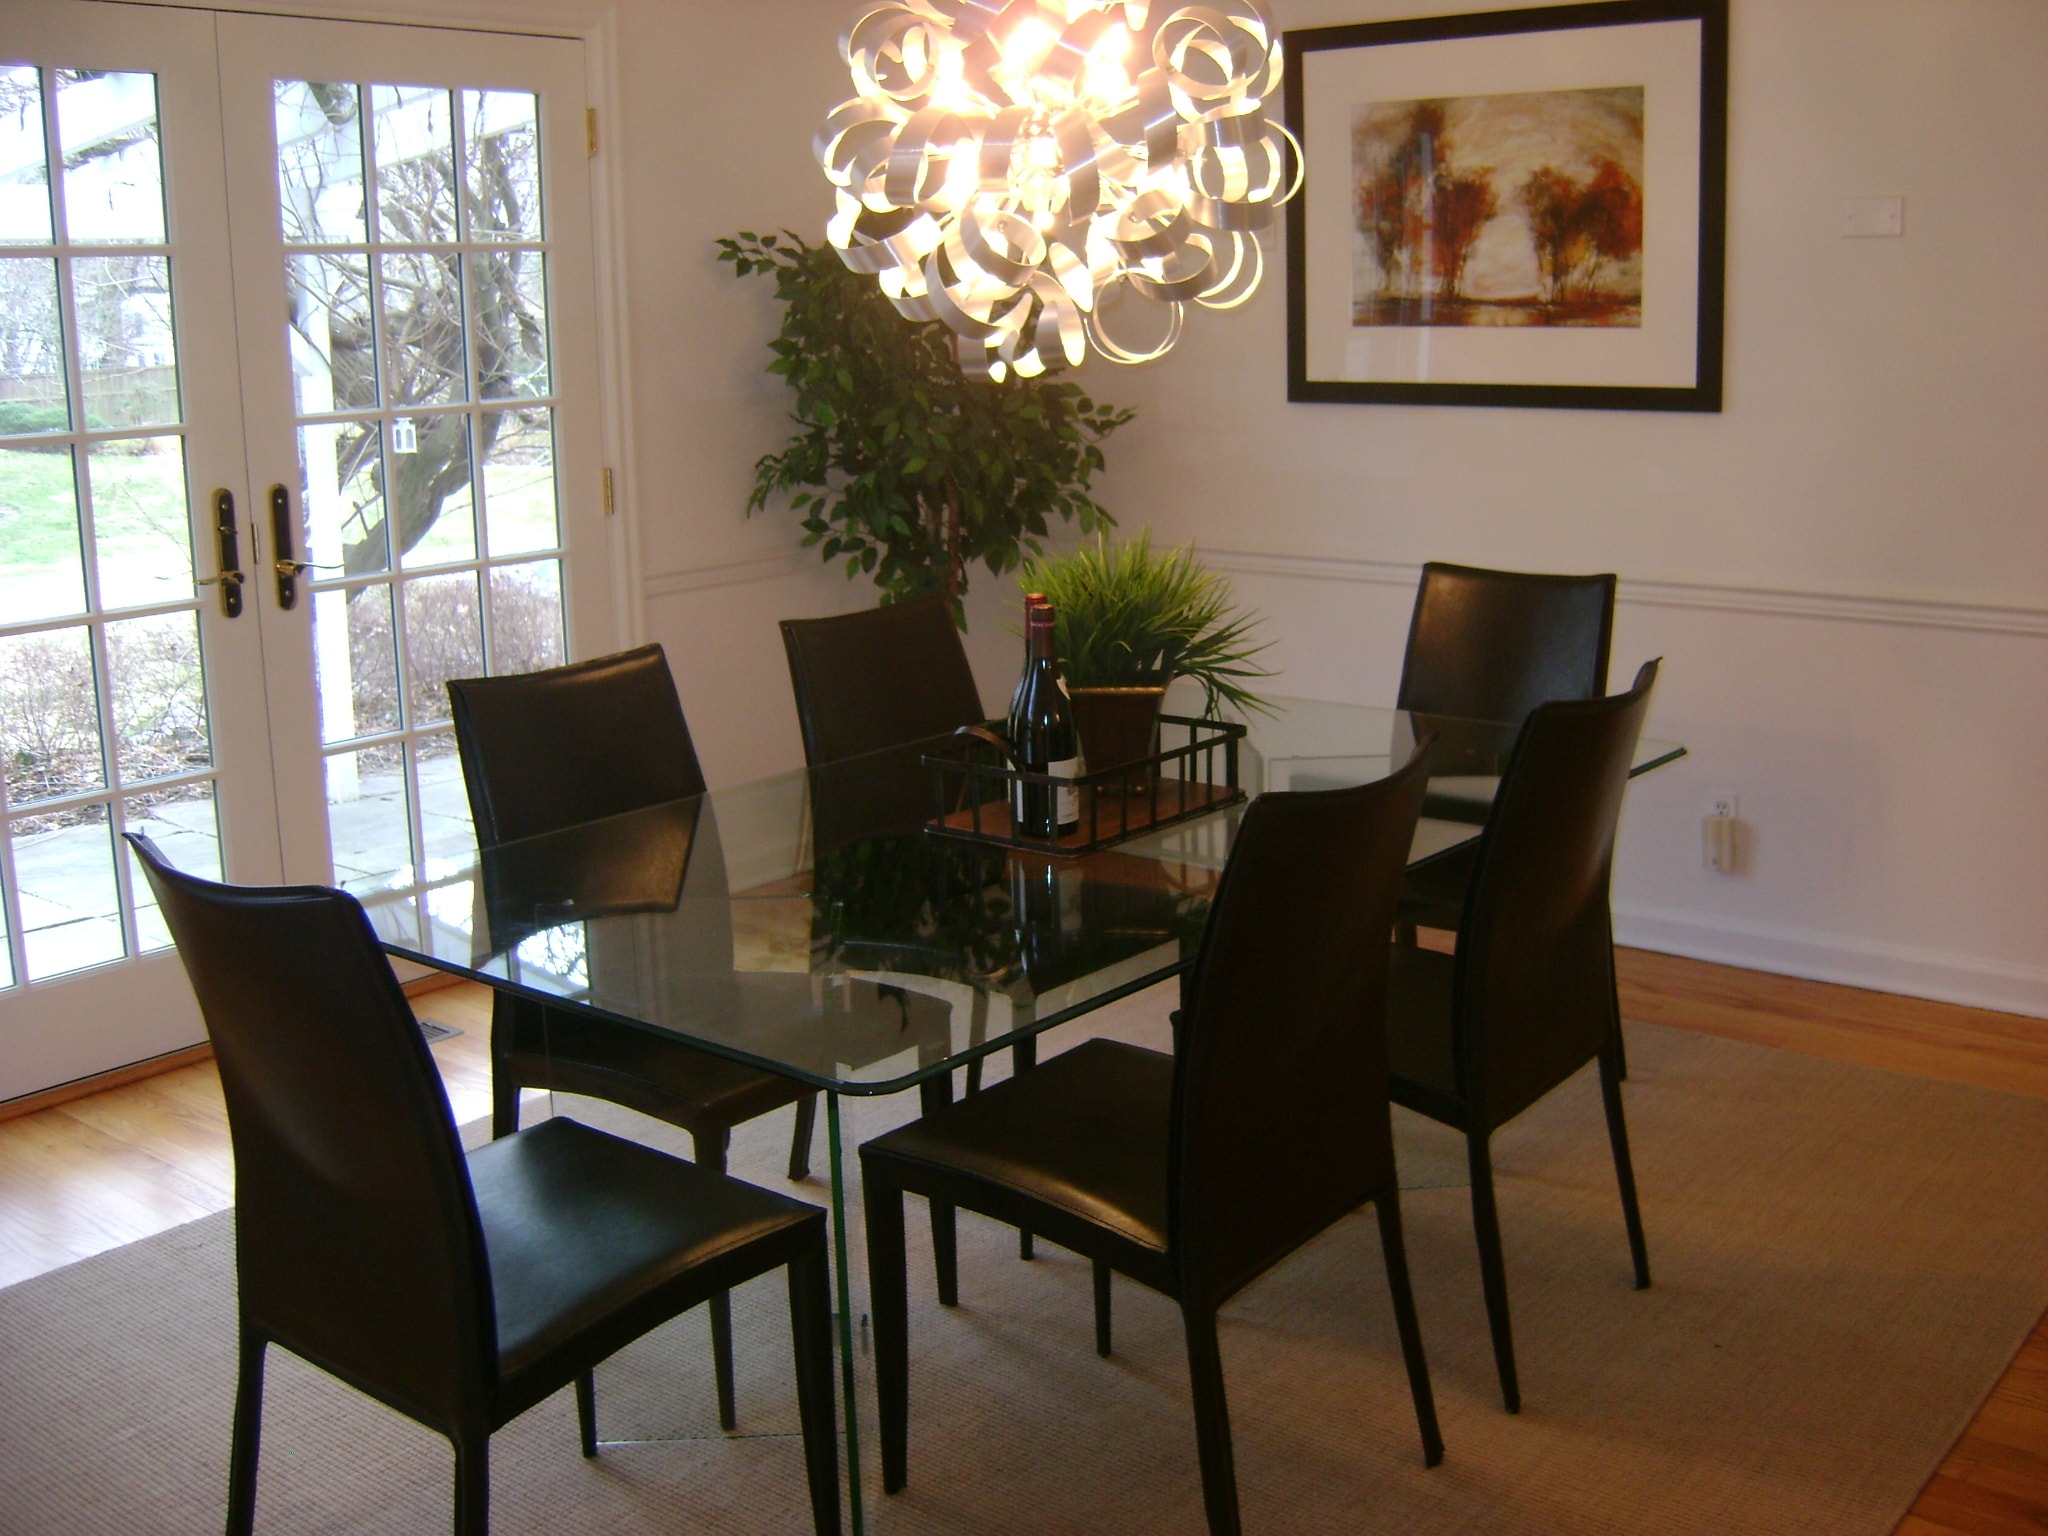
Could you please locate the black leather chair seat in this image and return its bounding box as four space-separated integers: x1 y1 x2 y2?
865 1039 1173 1266
473 1118 822 1382
1384 946 1458 1101
507 1003 813 1132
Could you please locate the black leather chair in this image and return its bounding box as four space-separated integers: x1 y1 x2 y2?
447 644 818 1431
1395 562 1616 934
1384 659 1660 1415
126 836 841 1536
861 747 1444 1536
779 595 1018 1265
779 595 986 784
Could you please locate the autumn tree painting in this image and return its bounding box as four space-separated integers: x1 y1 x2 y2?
1352 87 1645 327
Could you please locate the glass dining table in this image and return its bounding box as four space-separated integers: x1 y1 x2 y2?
359 697 1683 1529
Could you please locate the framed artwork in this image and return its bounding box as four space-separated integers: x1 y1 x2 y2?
1282 0 1728 411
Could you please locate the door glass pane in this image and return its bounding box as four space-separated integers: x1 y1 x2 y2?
381 250 465 405
393 413 474 567
402 571 481 726
299 419 387 575
288 69 570 901
488 559 562 675
17 801 124 979
72 255 177 429
88 435 192 608
287 253 375 414
0 441 86 621
0 626 104 805
54 71 165 246
0 68 53 247
0 49 213 1009
0 257 70 431
274 81 366 245
126 784 219 952
470 249 547 399
415 730 472 868
326 743 411 894
314 584 399 744
461 90 539 241
106 609 209 784
480 406 555 554
371 85 455 242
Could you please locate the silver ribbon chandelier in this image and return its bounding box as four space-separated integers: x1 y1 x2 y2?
817 0 1300 381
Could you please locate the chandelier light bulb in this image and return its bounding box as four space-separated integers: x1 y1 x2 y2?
816 0 1301 381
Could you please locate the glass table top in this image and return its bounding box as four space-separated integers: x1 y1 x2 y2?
360 698 1684 1095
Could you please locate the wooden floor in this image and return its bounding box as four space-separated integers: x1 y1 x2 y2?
1 952 2044 1534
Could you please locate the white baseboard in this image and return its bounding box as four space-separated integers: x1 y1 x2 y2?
1615 902 2048 1020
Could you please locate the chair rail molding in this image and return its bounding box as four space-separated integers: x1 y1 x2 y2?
1196 547 2048 640
642 551 813 601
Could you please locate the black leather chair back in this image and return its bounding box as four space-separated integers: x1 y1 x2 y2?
448 645 706 846
126 835 492 1426
1456 660 1659 1126
781 596 986 850
1397 562 1616 725
779 595 985 767
1170 746 1431 1307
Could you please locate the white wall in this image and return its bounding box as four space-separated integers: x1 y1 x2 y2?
1083 0 2048 1014
592 0 1031 786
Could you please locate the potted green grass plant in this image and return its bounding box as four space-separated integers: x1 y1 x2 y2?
1017 532 1273 778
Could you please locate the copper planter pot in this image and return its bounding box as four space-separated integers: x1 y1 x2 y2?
1070 685 1169 793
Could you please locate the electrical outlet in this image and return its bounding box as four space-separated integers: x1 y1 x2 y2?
1702 793 1741 874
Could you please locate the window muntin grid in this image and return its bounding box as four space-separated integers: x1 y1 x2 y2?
281 80 564 896
0 66 216 985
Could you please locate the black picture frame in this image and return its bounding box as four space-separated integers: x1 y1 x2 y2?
1282 0 1728 411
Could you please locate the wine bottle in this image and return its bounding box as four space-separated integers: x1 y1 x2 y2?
1010 592 1046 726
1008 599 1080 839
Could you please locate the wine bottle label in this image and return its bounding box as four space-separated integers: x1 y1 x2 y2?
1051 756 1079 828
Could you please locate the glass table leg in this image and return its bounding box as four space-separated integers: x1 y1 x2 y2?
825 1090 867 1534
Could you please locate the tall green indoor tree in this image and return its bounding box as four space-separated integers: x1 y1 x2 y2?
717 230 1133 618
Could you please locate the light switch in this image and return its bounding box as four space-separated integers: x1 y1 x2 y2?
1842 196 1905 238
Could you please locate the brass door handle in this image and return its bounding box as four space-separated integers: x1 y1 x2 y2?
207 489 244 618
268 484 301 610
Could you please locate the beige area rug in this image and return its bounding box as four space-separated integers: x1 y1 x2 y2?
6 992 2048 1535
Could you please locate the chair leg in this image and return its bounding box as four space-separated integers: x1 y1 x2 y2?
1609 943 1629 1080
225 1324 266 1536
1093 1260 1113 1358
452 1431 489 1536
864 1169 912 1495
1466 1129 1520 1414
787 1093 817 1182
1373 1187 1444 1467
694 1127 739 1432
918 1076 958 1306
1182 1305 1242 1536
964 1056 983 1096
574 1371 597 1458
1012 1039 1037 1261
489 993 523 1139
1599 1038 1652 1290
787 1245 843 1535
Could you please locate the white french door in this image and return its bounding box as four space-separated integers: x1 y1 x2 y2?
0 4 614 1100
